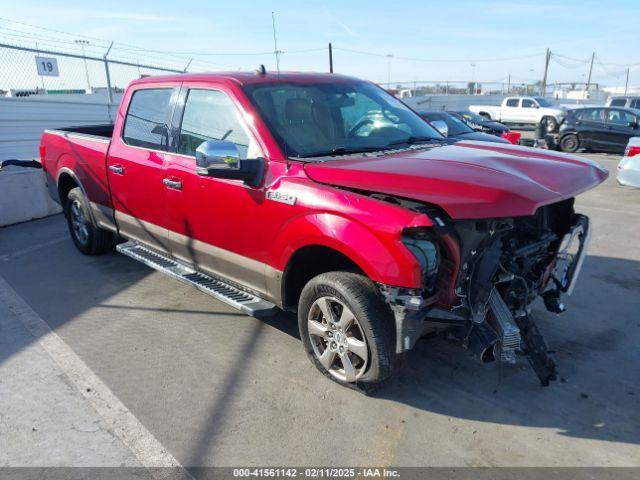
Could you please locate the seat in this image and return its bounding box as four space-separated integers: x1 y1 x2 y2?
280 98 328 152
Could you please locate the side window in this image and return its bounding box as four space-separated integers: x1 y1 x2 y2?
631 99 640 109
122 89 173 150
580 108 606 123
178 89 260 159
607 109 636 126
505 98 519 107
609 98 626 107
522 99 536 108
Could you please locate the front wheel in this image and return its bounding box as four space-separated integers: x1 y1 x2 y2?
298 272 397 392
543 116 559 133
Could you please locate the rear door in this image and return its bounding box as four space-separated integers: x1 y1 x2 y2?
574 108 608 150
107 84 178 253
605 108 639 153
501 98 521 122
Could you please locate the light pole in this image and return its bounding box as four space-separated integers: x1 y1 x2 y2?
75 39 91 92
386 54 393 89
471 63 476 94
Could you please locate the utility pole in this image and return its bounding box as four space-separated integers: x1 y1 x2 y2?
507 74 511 94
625 67 630 95
386 54 392 88
75 39 91 91
471 63 476 94
541 48 551 96
328 43 333 73
586 52 595 92
271 12 281 73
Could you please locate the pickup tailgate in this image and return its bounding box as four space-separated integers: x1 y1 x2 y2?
41 129 113 210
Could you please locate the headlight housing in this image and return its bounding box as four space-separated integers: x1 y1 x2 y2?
402 228 440 293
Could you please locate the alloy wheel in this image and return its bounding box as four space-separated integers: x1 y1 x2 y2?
307 296 369 383
70 199 89 245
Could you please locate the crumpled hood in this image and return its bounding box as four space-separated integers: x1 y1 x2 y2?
303 141 608 219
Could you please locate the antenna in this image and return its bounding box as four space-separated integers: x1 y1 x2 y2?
271 11 281 73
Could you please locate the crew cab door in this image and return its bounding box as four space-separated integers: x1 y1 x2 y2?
162 85 270 295
501 98 521 122
107 85 179 253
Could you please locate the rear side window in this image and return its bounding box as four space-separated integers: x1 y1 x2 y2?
505 98 519 107
609 98 626 107
578 108 606 123
522 99 536 108
122 89 173 150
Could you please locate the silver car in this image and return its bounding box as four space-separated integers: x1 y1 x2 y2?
617 137 640 187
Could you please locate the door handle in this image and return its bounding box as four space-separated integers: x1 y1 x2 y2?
108 164 124 175
163 178 182 190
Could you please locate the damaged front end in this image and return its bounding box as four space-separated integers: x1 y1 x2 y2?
381 197 591 386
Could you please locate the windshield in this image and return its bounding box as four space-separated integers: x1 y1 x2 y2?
242 81 443 158
533 97 557 108
421 112 473 136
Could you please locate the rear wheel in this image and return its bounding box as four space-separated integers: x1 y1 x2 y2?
298 272 397 393
559 134 580 153
65 187 114 255
479 112 491 120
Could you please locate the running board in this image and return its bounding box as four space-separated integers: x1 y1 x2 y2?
116 241 276 318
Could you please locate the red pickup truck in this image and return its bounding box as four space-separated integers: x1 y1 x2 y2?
40 71 607 391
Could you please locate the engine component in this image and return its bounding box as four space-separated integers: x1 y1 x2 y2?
487 288 521 363
514 314 558 386
467 321 499 363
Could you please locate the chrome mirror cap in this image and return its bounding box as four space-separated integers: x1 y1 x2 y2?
195 140 241 172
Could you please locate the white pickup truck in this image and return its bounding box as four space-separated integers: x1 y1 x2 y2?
469 96 566 132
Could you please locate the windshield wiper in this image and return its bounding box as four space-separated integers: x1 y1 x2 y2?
385 136 441 147
295 146 388 158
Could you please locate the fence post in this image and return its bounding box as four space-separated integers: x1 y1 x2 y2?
103 42 114 105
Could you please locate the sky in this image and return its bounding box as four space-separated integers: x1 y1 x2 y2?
1 0 639 88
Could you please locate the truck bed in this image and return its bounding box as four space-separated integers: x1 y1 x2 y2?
55 124 114 139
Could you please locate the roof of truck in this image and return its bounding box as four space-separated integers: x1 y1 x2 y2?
130 71 362 87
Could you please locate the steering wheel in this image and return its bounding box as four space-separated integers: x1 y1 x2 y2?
347 118 375 138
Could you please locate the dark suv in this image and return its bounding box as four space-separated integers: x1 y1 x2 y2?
558 107 640 153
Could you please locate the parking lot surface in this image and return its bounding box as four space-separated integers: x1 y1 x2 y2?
1 153 639 468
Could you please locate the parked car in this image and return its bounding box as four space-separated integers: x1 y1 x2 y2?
448 111 522 145
557 106 640 153
469 96 566 132
448 111 510 136
419 111 510 144
617 137 640 187
606 96 640 109
40 71 607 390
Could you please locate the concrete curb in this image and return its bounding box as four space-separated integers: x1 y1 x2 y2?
0 166 62 227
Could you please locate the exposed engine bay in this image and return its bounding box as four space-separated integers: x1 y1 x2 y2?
378 195 591 386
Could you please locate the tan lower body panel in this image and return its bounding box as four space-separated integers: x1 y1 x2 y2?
114 210 283 306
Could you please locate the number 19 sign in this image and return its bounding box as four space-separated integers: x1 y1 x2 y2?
35 56 59 77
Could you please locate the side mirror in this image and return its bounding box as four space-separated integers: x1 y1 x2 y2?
431 120 449 137
628 121 639 129
195 140 263 186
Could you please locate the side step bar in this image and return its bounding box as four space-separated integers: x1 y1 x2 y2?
116 241 277 318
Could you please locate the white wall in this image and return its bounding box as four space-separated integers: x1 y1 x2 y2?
0 94 122 161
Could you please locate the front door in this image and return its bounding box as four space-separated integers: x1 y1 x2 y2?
162 86 270 296
108 85 178 253
605 109 639 153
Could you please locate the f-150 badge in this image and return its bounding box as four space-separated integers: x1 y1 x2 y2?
266 190 296 205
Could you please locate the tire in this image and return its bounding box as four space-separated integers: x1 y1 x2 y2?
559 134 580 153
479 112 491 120
298 272 397 393
65 187 114 255
543 116 558 133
